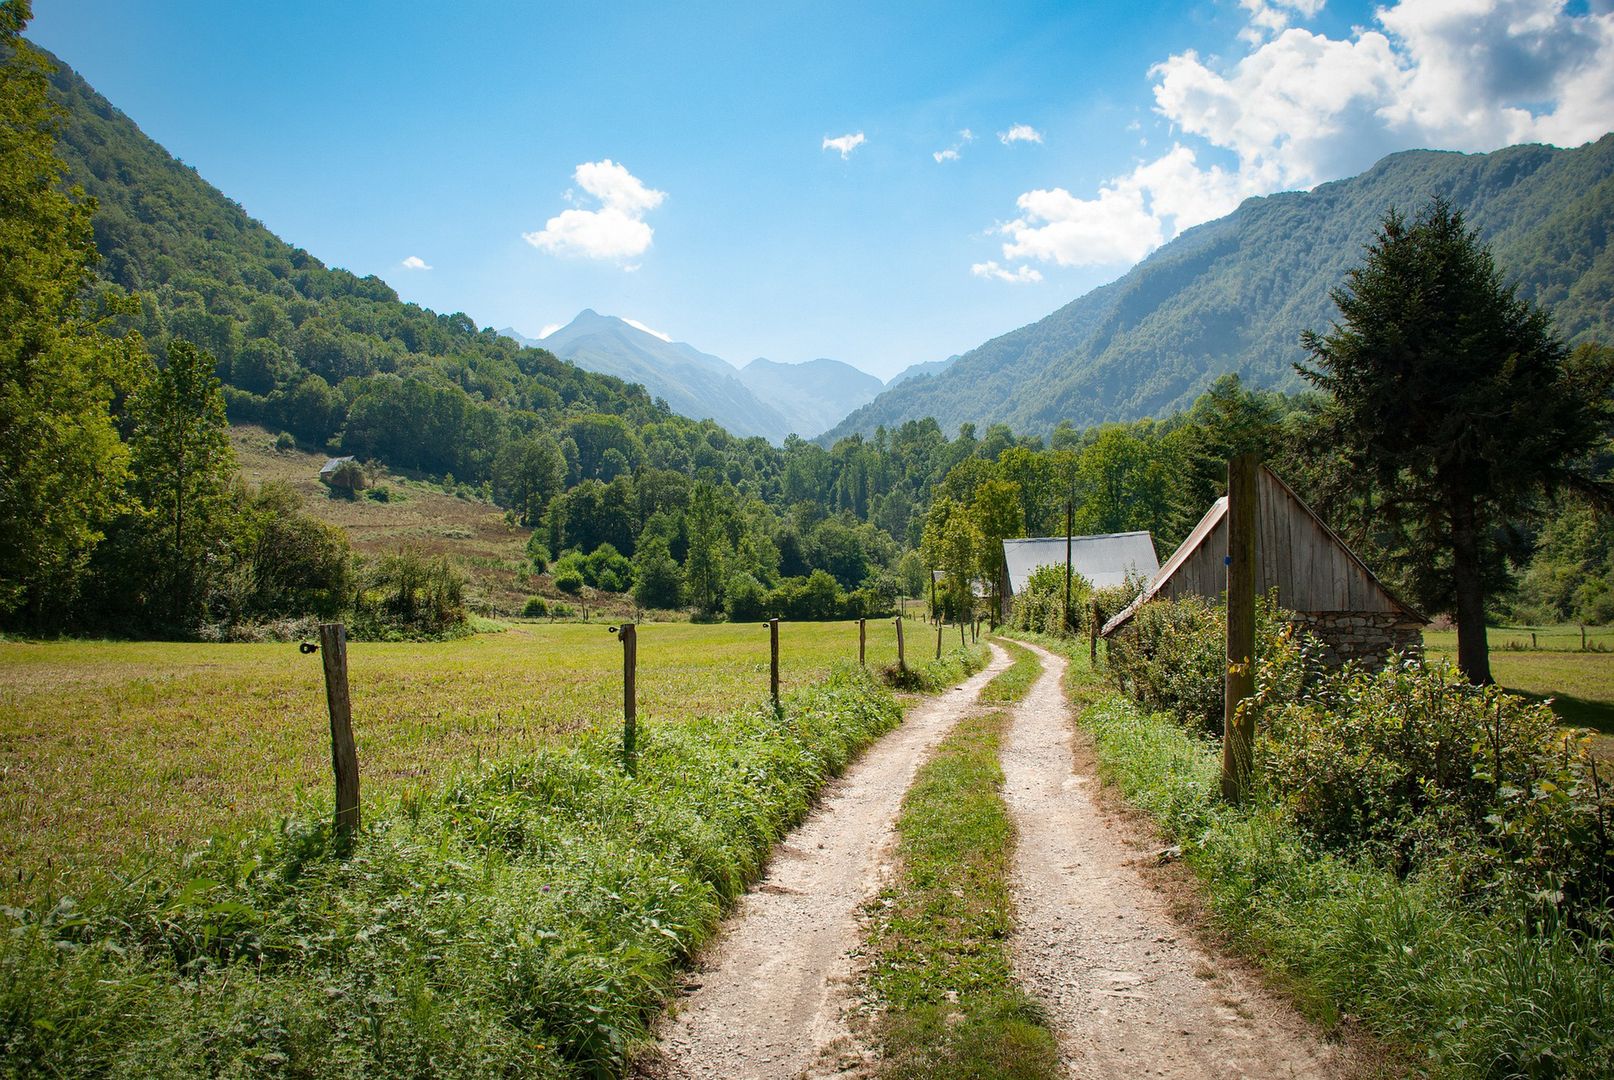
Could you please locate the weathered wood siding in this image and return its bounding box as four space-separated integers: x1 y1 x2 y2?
1156 468 1400 614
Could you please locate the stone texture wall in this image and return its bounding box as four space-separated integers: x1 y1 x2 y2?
1287 610 1425 671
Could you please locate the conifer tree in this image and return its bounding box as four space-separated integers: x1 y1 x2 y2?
1300 198 1614 684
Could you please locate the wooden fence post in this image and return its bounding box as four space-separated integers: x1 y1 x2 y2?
1222 453 1259 804
858 618 866 666
1064 500 1074 634
614 623 637 775
317 623 360 841
895 616 906 672
959 616 966 648
935 619 943 660
1090 599 1099 663
769 617 781 710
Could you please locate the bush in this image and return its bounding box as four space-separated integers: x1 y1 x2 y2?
525 535 552 574
273 430 296 451
1261 658 1614 917
553 569 584 595
365 484 392 502
352 546 469 639
1106 593 1315 735
521 596 549 618
1009 563 1089 637
725 572 767 622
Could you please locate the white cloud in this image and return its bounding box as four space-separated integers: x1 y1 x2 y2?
933 129 976 163
538 324 563 339
971 260 1044 284
998 123 1045 145
823 132 867 159
987 0 1614 273
623 317 672 342
400 255 431 270
523 159 666 262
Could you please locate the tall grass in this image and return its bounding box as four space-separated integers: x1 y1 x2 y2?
0 656 996 1078
1076 686 1614 1078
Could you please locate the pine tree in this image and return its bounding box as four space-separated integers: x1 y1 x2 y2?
1299 198 1614 684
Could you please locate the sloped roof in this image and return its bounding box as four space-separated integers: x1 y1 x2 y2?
1002 532 1160 595
1101 466 1425 636
319 455 355 476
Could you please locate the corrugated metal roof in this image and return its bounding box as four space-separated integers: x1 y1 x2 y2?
1002 532 1159 595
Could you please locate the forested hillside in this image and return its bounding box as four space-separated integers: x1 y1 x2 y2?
827 136 1614 441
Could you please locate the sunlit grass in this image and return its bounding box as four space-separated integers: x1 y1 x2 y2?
0 618 916 902
1424 625 1614 752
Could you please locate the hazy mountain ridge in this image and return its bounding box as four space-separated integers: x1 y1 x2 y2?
824 136 1614 441
500 314 887 442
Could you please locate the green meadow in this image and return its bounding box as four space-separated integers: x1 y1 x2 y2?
0 618 920 904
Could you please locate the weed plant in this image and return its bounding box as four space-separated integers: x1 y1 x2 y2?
882 641 991 693
1 663 920 1077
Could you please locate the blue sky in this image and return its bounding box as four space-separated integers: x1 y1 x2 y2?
29 0 1614 379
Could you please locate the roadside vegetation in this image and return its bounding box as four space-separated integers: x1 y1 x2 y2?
0 620 920 905
867 640 1060 1079
1055 602 1614 1077
0 642 990 1077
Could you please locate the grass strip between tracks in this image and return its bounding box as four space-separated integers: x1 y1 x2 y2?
866 639 1061 1079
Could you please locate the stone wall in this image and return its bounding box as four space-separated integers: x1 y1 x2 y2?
1288 610 1425 671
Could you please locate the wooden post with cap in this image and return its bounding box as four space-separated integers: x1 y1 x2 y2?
1222 453 1259 803
317 623 360 842
769 617 780 709
613 623 637 774
895 615 906 672
858 617 866 666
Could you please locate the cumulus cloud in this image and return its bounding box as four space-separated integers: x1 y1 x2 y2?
623 317 673 342
998 123 1044 145
971 260 1044 284
523 159 666 262
987 0 1614 273
934 148 961 163
823 132 867 159
400 255 431 270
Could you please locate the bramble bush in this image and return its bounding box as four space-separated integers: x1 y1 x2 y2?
1105 593 1316 734
1260 659 1614 921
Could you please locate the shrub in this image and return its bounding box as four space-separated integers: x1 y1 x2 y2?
724 572 767 622
1106 593 1316 734
273 430 296 451
553 569 584 595
521 596 549 618
365 484 391 502
1009 563 1089 637
525 535 552 574
352 546 469 639
1260 658 1614 917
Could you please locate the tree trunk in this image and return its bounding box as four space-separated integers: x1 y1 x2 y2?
1449 493 1492 685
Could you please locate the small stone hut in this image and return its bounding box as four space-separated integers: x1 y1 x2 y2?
1101 465 1426 669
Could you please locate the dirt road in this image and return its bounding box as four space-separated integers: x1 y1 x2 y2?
653 647 1011 1079
1002 641 1346 1078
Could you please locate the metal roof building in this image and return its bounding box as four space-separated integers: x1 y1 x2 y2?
1001 532 1160 596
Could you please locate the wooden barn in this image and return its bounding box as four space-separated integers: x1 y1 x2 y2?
1101 465 1427 669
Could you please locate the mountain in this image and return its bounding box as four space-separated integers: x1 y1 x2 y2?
508 311 789 441
504 314 885 442
886 354 959 387
737 357 883 441
824 136 1614 442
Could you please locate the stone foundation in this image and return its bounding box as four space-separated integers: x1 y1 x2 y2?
1286 610 1424 672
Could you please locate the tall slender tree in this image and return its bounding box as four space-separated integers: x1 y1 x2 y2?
1299 198 1614 684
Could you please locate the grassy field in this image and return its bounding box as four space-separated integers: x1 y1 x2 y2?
0 618 922 903
1423 624 1614 750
